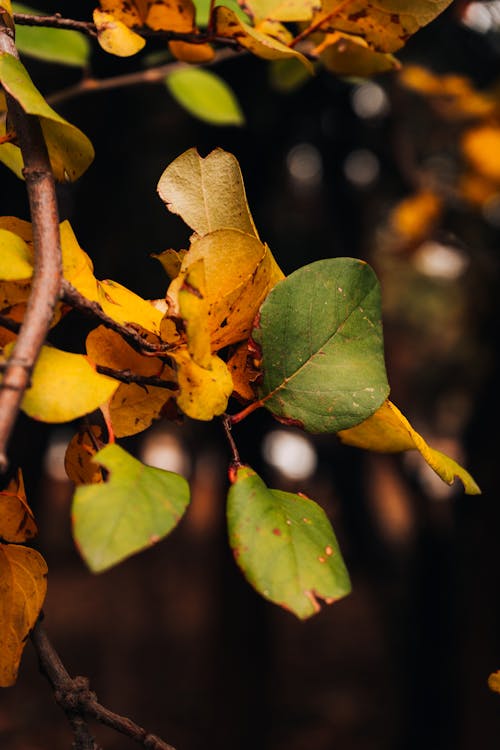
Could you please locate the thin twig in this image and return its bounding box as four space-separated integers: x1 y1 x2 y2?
228 399 264 425
96 365 178 390
31 620 176 750
222 413 242 466
13 13 97 36
61 280 174 356
0 22 62 472
47 48 240 107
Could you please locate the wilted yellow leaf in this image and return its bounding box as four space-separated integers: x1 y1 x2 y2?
338 400 481 495
214 6 313 70
315 0 453 54
314 32 400 76
0 469 37 543
400 66 497 120
178 259 212 368
227 342 259 401
166 228 284 350
488 671 500 695
462 125 500 183
389 190 442 244
171 347 233 420
158 147 260 240
93 9 146 56
64 426 105 486
0 544 47 687
1 344 120 423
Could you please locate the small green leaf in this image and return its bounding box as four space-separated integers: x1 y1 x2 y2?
166 68 244 127
13 4 90 67
0 53 94 181
192 0 249 26
253 258 389 432
72 444 190 572
227 465 351 619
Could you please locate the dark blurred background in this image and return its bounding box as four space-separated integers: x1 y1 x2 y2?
1 1 500 748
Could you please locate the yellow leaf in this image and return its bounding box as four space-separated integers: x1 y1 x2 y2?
462 125 500 183
99 0 145 25
214 6 313 71
488 671 500 695
0 469 37 543
146 0 195 31
338 400 481 495
1 344 120 423
168 41 215 62
171 348 233 420
86 326 177 437
400 66 497 120
255 19 294 45
93 9 146 57
314 32 400 77
314 0 453 54
0 229 33 280
245 0 318 22
389 190 442 244
98 279 164 335
227 342 259 401
178 259 212 368
64 427 105 486
157 147 260 240
0 216 32 243
152 248 187 280
0 2 13 15
166 228 284 350
0 544 47 687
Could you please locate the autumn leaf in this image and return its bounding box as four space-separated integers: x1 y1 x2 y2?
0 228 33 280
158 147 260 240
93 9 146 57
244 0 319 22
462 125 500 183
227 465 351 619
171 347 233 420
0 544 47 686
214 6 313 70
0 469 37 543
338 400 481 494
72 444 190 572
1 344 120 423
488 671 500 695
86 326 177 437
313 0 453 54
253 258 389 432
227 342 259 402
314 32 400 77
0 53 94 181
64 426 105 486
168 40 214 62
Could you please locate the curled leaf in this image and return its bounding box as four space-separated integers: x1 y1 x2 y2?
338 400 481 495
93 9 145 57
171 348 233 420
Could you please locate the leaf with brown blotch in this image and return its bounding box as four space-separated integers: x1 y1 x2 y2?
64 426 105 486
171 347 233 420
338 400 481 495
227 342 260 402
178 259 212 368
93 9 146 56
0 469 37 543
0 544 47 687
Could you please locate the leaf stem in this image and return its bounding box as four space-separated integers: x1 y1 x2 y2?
228 399 264 425
31 619 177 750
0 21 62 473
222 413 242 465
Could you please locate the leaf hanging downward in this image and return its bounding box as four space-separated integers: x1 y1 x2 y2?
227 465 351 619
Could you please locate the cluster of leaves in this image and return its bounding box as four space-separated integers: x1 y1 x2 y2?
0 0 480 689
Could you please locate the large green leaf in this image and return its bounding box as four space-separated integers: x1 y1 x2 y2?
253 258 389 432
227 465 351 619
13 4 91 67
72 444 190 572
0 53 94 181
166 67 244 127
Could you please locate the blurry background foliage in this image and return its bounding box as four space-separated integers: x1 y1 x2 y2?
2 1 500 749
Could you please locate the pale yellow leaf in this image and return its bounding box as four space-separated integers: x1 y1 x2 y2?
1 344 120 423
0 545 47 687
0 469 37 543
171 348 233 420
93 9 146 57
157 147 260 239
338 400 481 495
214 7 313 71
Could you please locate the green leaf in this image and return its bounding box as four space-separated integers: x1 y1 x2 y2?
166 67 244 127
269 59 310 92
0 53 94 181
227 465 351 619
72 444 190 572
253 258 389 432
13 4 90 67
192 0 249 26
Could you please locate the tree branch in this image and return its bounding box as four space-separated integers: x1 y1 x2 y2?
31 620 176 750
13 12 97 36
221 414 242 466
96 365 178 390
61 280 174 357
0 22 62 473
